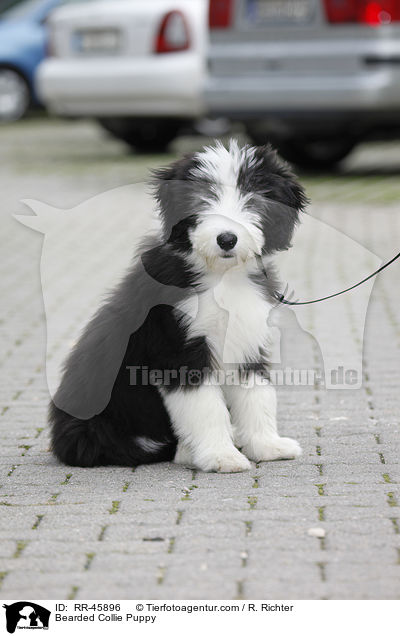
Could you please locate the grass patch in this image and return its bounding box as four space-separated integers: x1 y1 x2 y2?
390 518 399 534
236 580 245 600
84 553 95 570
68 585 79 600
168 537 175 554
98 525 107 541
248 496 257 510
157 566 166 585
245 521 253 536
317 561 326 582
32 515 44 530
109 501 120 515
14 541 27 558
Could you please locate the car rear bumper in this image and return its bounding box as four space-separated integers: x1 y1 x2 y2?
206 69 400 117
36 54 205 117
206 38 400 119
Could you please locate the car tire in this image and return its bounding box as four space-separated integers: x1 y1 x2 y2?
97 117 182 153
0 67 31 122
247 131 357 169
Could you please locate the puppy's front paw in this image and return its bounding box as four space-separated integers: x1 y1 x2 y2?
196 447 251 473
244 436 302 462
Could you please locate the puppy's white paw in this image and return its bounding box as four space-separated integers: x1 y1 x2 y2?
244 436 302 462
196 447 251 473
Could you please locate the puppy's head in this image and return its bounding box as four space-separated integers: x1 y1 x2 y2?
152 139 307 273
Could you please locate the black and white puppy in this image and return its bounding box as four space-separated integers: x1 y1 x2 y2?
49 140 307 472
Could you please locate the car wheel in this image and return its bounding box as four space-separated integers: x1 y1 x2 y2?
97 117 182 153
247 132 356 169
0 68 30 122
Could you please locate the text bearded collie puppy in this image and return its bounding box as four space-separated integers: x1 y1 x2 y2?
49 140 307 473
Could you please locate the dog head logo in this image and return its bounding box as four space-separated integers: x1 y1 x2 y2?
2 602 50 633
14 146 380 418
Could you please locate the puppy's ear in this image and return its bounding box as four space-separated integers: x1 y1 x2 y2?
253 143 308 214
243 144 308 253
151 153 199 238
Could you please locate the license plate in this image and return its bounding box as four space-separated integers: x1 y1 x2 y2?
74 29 121 54
247 0 314 22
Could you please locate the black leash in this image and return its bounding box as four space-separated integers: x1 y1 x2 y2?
257 251 400 306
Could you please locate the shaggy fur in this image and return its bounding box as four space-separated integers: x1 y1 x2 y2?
49 140 307 472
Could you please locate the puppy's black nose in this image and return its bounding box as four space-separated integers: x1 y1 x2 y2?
217 232 238 251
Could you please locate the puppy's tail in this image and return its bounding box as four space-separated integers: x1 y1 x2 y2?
48 402 176 467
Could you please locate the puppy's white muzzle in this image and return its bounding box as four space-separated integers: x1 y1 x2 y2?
189 214 263 272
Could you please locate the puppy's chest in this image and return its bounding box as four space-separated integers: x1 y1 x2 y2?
177 277 273 366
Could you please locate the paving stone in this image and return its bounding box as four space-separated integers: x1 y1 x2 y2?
0 120 399 599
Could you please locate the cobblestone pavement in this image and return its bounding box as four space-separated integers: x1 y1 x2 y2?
0 119 399 600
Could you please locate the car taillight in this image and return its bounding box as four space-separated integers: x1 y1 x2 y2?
209 0 233 28
155 10 190 53
323 0 400 24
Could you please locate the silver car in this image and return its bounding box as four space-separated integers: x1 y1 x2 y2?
207 0 400 167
